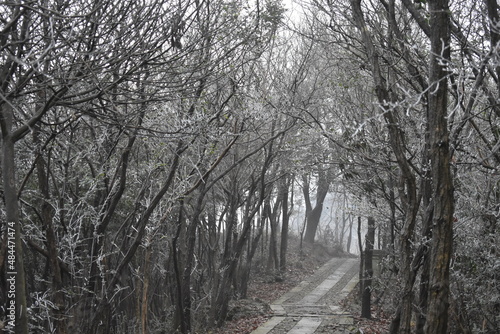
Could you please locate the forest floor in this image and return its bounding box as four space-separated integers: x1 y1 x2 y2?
207 237 391 334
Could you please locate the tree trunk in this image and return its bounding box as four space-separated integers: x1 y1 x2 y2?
1 103 29 334
266 200 279 273
350 2 420 332
416 105 434 334
397 175 419 334
485 0 500 97
425 0 454 333
212 206 264 327
141 238 153 334
33 128 68 334
346 216 353 254
387 173 397 256
339 207 346 252
280 175 291 272
239 216 265 298
171 200 185 333
210 154 270 327
357 217 363 296
416 204 433 334
361 217 375 319
303 170 329 244
180 185 206 334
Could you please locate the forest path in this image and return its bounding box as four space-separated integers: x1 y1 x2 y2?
251 257 360 334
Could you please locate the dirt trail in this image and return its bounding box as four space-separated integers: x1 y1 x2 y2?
250 257 360 334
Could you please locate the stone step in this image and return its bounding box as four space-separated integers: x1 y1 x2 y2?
273 257 345 305
250 257 360 334
287 317 323 334
271 304 352 316
250 316 286 334
298 258 358 304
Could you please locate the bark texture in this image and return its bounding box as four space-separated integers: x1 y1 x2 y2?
425 0 454 333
